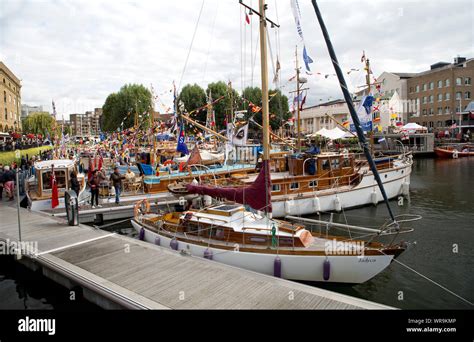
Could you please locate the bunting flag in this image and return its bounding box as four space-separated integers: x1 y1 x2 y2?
300 93 307 111
245 11 250 24
361 50 366 63
291 0 314 72
273 58 281 83
303 45 314 72
51 166 59 209
177 123 189 155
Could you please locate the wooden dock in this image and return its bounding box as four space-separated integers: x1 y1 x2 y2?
0 203 393 310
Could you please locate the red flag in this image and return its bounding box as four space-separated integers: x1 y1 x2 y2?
51 166 59 209
245 12 250 24
300 95 307 111
98 155 103 171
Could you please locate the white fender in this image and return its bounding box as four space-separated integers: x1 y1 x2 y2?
334 197 342 212
452 149 459 159
284 200 294 216
371 191 378 206
312 196 321 212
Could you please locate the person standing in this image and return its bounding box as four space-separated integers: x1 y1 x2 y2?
2 166 15 201
88 170 101 208
0 164 4 200
109 167 125 205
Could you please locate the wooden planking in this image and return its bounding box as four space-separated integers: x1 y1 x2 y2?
0 203 393 310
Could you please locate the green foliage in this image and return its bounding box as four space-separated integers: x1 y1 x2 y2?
101 84 153 132
21 112 56 136
178 84 207 123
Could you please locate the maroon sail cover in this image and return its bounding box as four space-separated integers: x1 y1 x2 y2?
185 160 272 212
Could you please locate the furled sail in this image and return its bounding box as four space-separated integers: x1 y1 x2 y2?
185 161 272 213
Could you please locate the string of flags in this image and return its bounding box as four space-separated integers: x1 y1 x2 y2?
290 0 314 72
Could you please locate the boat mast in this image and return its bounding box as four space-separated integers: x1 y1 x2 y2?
310 0 397 223
258 0 270 161
296 46 302 151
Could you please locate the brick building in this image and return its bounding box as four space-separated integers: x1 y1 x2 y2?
407 57 473 131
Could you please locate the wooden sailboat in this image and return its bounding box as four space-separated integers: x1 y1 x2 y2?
132 0 416 284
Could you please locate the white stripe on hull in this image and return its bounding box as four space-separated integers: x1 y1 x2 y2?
131 220 394 284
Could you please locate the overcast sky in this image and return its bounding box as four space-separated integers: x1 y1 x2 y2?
1 0 473 119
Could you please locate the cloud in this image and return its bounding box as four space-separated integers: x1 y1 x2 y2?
0 0 472 119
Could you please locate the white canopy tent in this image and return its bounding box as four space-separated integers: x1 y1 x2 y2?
309 127 353 140
400 123 427 133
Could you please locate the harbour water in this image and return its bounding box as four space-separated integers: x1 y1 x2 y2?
0 157 472 309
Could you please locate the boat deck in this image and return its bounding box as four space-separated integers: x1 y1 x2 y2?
0 203 393 309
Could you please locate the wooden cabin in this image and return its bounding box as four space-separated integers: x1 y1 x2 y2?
26 160 84 201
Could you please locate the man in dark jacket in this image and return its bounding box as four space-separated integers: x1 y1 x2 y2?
88 170 101 208
109 167 125 204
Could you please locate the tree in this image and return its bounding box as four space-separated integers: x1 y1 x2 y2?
21 112 56 136
101 84 153 132
178 84 207 124
242 86 291 130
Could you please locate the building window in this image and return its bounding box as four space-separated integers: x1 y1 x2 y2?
445 106 450 114
438 107 443 115
456 77 462 86
423 96 427 104
445 79 450 87
429 95 434 103
445 93 450 101
437 121 442 127
309 181 318 188
290 182 299 190
437 94 443 102
271 184 281 192
423 84 428 91
438 80 443 88
465 91 471 99
465 77 472 85
429 82 434 90
422 109 427 116
429 108 434 115
409 87 413 93
416 85 420 93
4 108 6 120
456 92 462 100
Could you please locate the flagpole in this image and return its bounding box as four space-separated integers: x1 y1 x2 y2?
295 45 302 152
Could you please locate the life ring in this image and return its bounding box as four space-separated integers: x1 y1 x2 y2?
134 199 150 217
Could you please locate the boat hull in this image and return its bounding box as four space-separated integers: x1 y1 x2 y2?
434 147 474 158
271 159 412 218
131 220 395 284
